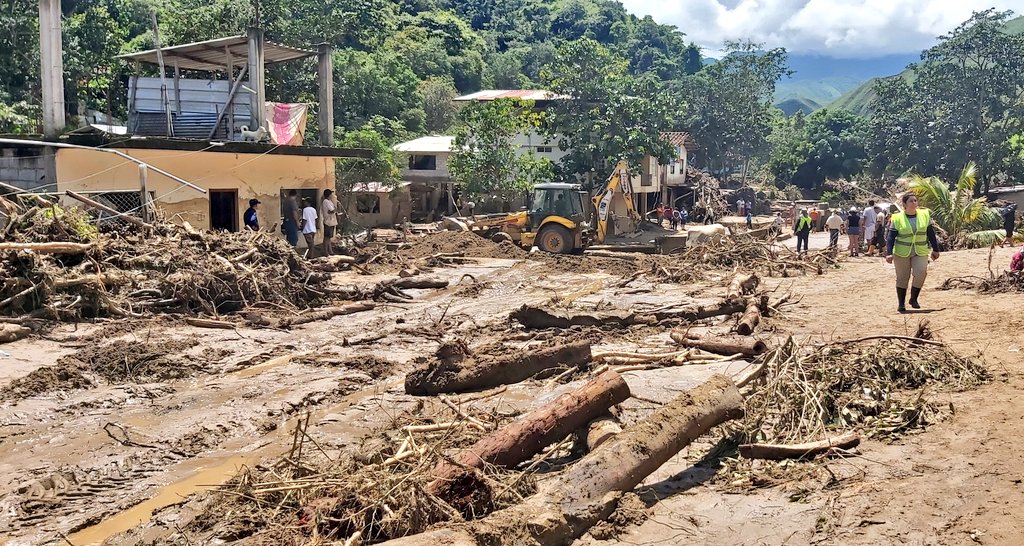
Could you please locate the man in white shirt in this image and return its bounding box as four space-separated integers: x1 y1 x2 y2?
320 189 337 257
825 209 844 249
737 198 745 216
861 200 878 253
300 197 318 257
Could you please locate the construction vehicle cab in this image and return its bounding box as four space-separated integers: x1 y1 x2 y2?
521 183 591 253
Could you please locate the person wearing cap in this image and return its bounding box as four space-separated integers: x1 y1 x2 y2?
794 209 812 255
243 198 261 231
825 209 843 249
846 206 861 257
299 196 318 257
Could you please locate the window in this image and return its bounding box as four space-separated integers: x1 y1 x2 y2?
670 163 676 175
408 154 437 171
641 175 652 187
536 146 552 153
356 194 380 214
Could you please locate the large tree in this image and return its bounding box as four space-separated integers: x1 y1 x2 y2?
541 37 674 188
448 98 552 197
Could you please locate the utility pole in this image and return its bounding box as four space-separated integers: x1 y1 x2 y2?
38 0 66 138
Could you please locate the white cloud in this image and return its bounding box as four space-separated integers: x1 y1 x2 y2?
621 0 1024 57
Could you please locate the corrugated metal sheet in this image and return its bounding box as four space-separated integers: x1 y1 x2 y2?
129 77 252 139
453 89 565 102
119 35 314 72
393 136 454 153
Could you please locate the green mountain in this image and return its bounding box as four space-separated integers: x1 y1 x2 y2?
770 54 916 116
832 15 1024 116
773 75 863 114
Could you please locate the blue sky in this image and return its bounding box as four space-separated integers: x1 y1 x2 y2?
620 0 1024 58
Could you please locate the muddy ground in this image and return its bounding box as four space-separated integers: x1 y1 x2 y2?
0 232 1021 546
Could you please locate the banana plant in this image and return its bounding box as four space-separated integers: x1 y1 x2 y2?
907 162 1003 248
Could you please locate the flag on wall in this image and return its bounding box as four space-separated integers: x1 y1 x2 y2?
264 102 308 145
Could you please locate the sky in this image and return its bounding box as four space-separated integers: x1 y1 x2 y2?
620 0 1024 58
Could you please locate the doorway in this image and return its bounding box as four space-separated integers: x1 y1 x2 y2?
210 190 238 231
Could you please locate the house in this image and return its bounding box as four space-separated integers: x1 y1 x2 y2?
659 132 699 209
393 135 456 222
2 29 370 249
342 181 412 229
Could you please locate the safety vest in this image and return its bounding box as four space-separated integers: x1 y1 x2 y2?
891 209 931 257
796 216 812 232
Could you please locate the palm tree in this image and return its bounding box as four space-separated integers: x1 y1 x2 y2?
907 163 1003 248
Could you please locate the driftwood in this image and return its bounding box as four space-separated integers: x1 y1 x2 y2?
739 431 861 460
379 374 744 546
275 302 376 328
670 330 767 356
429 371 630 498
586 415 623 450
390 277 449 290
185 317 236 329
0 242 94 254
511 299 748 330
726 272 759 299
0 324 30 344
405 341 592 395
735 300 761 336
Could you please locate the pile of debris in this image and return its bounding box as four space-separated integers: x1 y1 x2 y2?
655 237 840 283
0 203 332 321
941 271 1024 293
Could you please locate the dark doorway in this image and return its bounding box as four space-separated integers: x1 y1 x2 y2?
210 189 238 231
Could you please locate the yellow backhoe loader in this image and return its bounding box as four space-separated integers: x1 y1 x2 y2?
467 183 593 253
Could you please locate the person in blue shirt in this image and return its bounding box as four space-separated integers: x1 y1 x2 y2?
745 210 753 230
243 199 260 231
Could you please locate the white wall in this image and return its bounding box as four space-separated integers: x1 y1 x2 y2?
399 151 453 180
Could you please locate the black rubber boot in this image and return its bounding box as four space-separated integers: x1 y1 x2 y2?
909 287 921 309
897 287 907 313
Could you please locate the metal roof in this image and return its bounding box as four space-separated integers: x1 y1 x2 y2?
534 183 582 190
453 90 566 102
118 35 315 72
393 136 455 153
661 132 698 151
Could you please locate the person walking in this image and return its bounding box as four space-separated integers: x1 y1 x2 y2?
745 209 753 230
867 206 884 256
320 189 337 257
885 193 940 312
672 208 682 230
846 207 861 256
282 190 301 247
861 200 877 252
680 207 689 227
795 209 812 255
1001 203 1017 247
243 198 261 231
810 208 821 232
825 209 843 249
299 197 318 257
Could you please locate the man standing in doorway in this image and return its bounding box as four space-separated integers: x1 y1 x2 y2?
283 190 300 247
825 209 844 249
300 197 318 257
321 189 337 257
243 199 260 231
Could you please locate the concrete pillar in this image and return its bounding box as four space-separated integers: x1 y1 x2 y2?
317 43 334 146
39 0 66 138
247 27 266 130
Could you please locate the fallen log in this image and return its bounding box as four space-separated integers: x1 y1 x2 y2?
670 330 767 356
389 277 449 290
739 431 861 460
275 302 376 328
185 317 236 329
0 324 30 344
586 415 622 450
0 241 93 254
726 272 759 299
510 305 653 329
405 341 592 395
735 300 761 336
379 374 744 546
429 371 630 498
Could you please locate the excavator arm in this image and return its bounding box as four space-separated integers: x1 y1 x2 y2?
591 160 643 243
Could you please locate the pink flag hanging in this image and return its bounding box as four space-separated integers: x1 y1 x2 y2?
264 102 308 145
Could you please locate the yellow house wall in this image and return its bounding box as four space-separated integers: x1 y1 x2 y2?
54 148 334 240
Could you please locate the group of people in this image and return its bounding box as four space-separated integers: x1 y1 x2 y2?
243 189 339 257
655 204 689 230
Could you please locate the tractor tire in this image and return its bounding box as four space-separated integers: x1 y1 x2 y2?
492 232 513 244
537 225 574 254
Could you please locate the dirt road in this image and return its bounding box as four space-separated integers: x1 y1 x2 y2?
0 242 1020 546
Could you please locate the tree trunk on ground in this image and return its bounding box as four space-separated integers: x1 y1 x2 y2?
429 371 630 497
585 415 622 450
0 324 30 344
405 341 593 395
511 300 747 330
379 374 744 546
726 272 758 299
735 300 761 336
0 242 93 254
670 331 767 356
390 277 449 290
739 431 861 460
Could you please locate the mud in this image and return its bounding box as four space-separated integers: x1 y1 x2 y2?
587 492 649 540
0 365 93 400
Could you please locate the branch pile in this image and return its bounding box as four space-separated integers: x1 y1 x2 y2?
655 238 840 282
941 271 1024 293
0 204 334 319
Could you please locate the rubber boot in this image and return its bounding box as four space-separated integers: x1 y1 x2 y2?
909 287 921 309
896 287 907 313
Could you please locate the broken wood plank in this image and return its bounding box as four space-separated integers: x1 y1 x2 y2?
185 317 235 329
739 431 861 460
275 302 376 328
379 374 744 546
0 242 93 254
405 341 592 395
